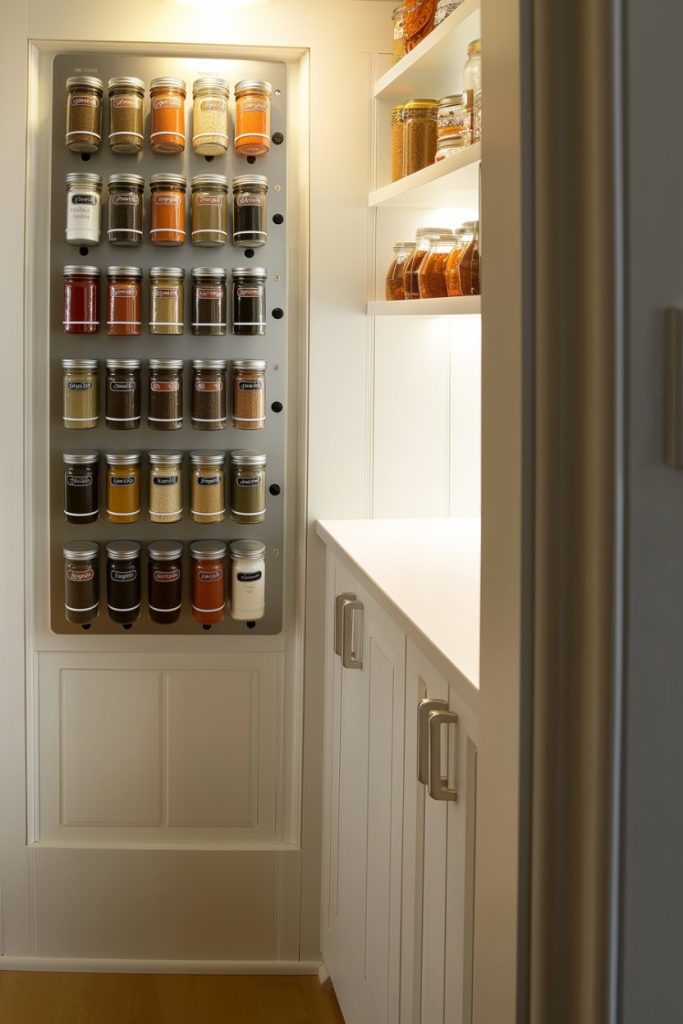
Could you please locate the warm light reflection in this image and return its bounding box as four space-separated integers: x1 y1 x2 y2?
169 0 267 8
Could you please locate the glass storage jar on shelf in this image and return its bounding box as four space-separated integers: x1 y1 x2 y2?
148 541 183 625
150 77 186 153
63 265 100 334
402 0 437 51
191 267 227 336
232 359 266 429
192 359 227 430
418 229 456 298
65 172 101 246
107 174 144 246
191 174 229 246
434 0 464 25
463 38 482 143
458 219 480 295
62 358 98 430
149 266 184 334
232 267 267 335
403 99 438 176
229 450 266 525
148 451 183 524
106 542 141 627
402 227 444 299
150 173 186 246
63 541 99 627
385 242 416 300
192 77 229 156
232 175 268 247
391 105 405 182
190 450 225 524
105 358 140 430
105 451 141 524
191 541 226 627
107 77 144 153
65 76 103 153
391 5 405 63
230 540 266 621
148 358 184 430
436 93 471 152
234 80 272 157
106 266 142 336
445 220 479 296
63 450 99 524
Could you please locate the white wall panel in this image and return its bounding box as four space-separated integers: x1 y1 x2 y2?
449 317 482 518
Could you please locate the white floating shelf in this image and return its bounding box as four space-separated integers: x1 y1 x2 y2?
370 143 480 208
368 296 481 316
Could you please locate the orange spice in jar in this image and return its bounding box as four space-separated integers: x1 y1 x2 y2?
417 229 455 298
150 77 186 154
234 80 272 157
150 174 186 246
191 541 226 627
385 241 416 300
445 221 475 296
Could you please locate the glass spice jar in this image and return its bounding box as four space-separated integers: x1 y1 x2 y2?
63 265 100 334
148 358 184 430
391 105 405 182
150 173 187 246
391 6 405 63
106 266 142 336
65 75 103 153
191 174 229 246
62 358 98 430
192 359 227 430
148 450 183 523
190 450 225 523
64 541 100 626
463 39 482 143
402 227 442 299
105 358 141 430
148 541 183 625
229 450 266 524
230 540 266 621
149 266 184 334
232 175 268 247
418 229 456 298
402 99 437 176
385 242 416 300
445 221 476 296
232 359 266 429
436 93 471 150
105 451 141 524
63 450 99 524
232 267 267 336
191 267 226 336
106 541 141 627
107 174 144 246
107 77 145 153
65 172 102 246
150 77 186 154
192 77 229 156
434 0 464 25
191 541 226 627
234 80 272 157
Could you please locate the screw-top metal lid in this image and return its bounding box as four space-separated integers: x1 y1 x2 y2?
461 220 479 232
193 76 229 96
232 174 268 191
62 358 98 369
150 173 187 190
108 76 145 93
403 98 438 110
150 76 186 92
64 265 100 277
63 540 99 561
105 451 141 466
232 359 267 371
230 539 266 560
149 266 184 279
108 173 144 188
416 226 454 237
232 266 267 279
393 241 416 251
230 450 267 466
148 450 183 464
66 172 102 191
62 449 99 465
191 173 229 189
66 75 103 93
106 541 141 561
438 93 467 107
234 79 272 98
106 359 141 369
191 267 226 279
192 359 227 370
148 358 184 369
106 266 142 278
190 540 227 560
148 540 183 561
190 450 226 465
467 38 481 56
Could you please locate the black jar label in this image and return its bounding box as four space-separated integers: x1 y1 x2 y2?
71 193 97 205
238 380 263 391
109 379 135 392
153 474 179 486
198 567 223 583
111 567 137 583
236 194 264 207
236 475 260 487
154 567 181 583
67 567 94 583
237 285 263 299
237 571 262 582
111 474 135 486
198 474 220 485
67 471 93 487
67 380 93 391
112 193 140 206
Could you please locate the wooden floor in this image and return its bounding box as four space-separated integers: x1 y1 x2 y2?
0 973 346 1024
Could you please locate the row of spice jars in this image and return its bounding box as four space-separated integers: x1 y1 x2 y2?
385 221 480 300
65 173 270 248
63 265 268 336
66 76 273 157
64 539 266 628
63 449 269 526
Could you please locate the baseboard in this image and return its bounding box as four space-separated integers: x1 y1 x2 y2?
0 957 321 975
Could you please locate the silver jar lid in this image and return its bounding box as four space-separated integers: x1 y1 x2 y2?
149 266 184 279
191 173 229 189
461 220 479 232
108 76 145 93
234 79 272 98
149 358 184 370
62 449 99 465
64 540 99 560
393 241 416 250
150 173 187 190
191 267 226 279
148 450 183 464
190 450 226 465
66 75 103 93
438 93 467 107
66 172 102 191
230 450 267 466
64 265 100 277
230 539 266 560
416 225 450 237
148 540 183 561
190 540 227 560
193 76 229 96
193 359 227 370
106 358 141 369
232 174 268 191
232 359 266 371
108 173 144 188
106 541 141 561
107 266 142 278
62 358 98 369
232 266 267 279
150 76 186 93
105 451 141 465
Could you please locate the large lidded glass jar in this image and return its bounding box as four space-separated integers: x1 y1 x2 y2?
107 174 144 246
191 541 226 627
63 541 100 627
385 242 416 300
191 174 229 246
63 265 100 334
106 541 141 627
105 359 141 430
192 359 227 430
62 358 98 429
232 359 266 430
148 541 183 625
445 220 478 296
148 450 183 523
149 267 184 334
436 93 471 151
107 77 145 153
65 172 101 246
230 540 266 622
232 175 268 247
229 450 266 524
234 80 272 157
463 38 482 143
458 220 481 295
192 267 226 336
150 174 187 246
192 77 230 156
63 450 99 524
232 267 267 336
402 99 437 176
106 266 142 336
105 451 141 524
150 77 186 154
148 358 184 430
190 450 226 524
65 76 103 153
417 229 456 299
402 227 442 299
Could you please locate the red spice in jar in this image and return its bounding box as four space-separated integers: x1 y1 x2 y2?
150 174 187 246
106 266 142 335
63 265 100 334
150 77 186 154
191 541 226 627
234 80 272 157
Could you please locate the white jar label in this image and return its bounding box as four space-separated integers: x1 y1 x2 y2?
112 95 141 109
152 287 180 300
200 98 226 112
196 379 223 392
151 378 180 392
241 100 267 113
67 471 93 486
71 95 97 108
236 285 263 299
111 285 137 299
236 193 264 207
196 286 223 300
67 567 94 582
111 193 140 206
67 191 100 235
197 194 222 206
153 193 181 206
198 567 223 583
154 568 181 583
152 95 182 110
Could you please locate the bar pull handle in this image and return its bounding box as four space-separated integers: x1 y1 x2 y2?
334 592 356 655
342 601 364 670
429 710 459 802
417 698 449 784
666 309 683 467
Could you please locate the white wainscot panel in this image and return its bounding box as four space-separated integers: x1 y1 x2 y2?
449 316 482 518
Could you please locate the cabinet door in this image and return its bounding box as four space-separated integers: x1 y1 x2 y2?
402 640 479 1024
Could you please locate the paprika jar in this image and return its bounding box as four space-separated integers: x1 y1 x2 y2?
232 359 266 429
445 221 476 297
232 175 268 247
65 172 101 246
106 266 142 336
229 450 266 525
63 265 100 334
190 450 225 524
192 77 229 156
107 76 145 153
148 541 183 625
105 451 141 524
457 220 480 296
191 174 229 246
63 450 99 524
150 174 186 246
62 358 98 430
192 267 226 336
191 541 226 627
402 227 435 300
107 174 144 246
148 450 183 523
150 77 186 154
232 267 267 336
230 540 266 622
148 359 184 430
417 229 456 299
149 267 184 334
105 359 141 430
192 359 227 430
402 99 437 176
64 541 100 627
65 75 103 153
106 542 141 627
234 80 272 157
385 242 415 300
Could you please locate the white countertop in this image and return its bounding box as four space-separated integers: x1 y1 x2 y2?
316 518 480 690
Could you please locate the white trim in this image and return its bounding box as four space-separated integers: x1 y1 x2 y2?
191 603 226 614
234 132 271 142
192 131 229 141
108 131 144 140
0 957 321 976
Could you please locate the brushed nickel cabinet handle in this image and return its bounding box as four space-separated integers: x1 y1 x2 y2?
342 600 363 670
417 698 449 784
428 709 459 802
334 592 356 655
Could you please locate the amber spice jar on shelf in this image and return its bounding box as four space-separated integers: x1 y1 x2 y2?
150 77 186 154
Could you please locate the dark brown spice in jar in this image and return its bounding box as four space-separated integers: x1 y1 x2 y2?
106 541 141 626
148 358 184 430
106 359 141 430
108 77 145 153
417 230 455 298
107 174 144 246
65 76 103 153
63 450 99 524
191 174 229 246
192 359 227 430
192 267 226 336
232 359 266 429
148 541 183 624
232 175 268 247
106 266 142 336
64 541 99 626
385 242 415 300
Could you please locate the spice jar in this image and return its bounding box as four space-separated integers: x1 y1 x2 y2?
106 266 142 336
106 542 141 627
148 541 183 624
391 6 405 63
232 359 266 429
232 175 268 247
229 450 266 524
105 451 141 524
105 359 141 430
64 541 99 626
192 359 227 430
191 174 229 246
65 76 103 153
230 540 266 621
148 450 183 523
190 450 225 523
107 174 144 246
464 39 482 143
234 80 272 157
192 77 229 156
149 267 184 334
402 0 437 50
65 172 102 245
385 242 416 300
403 100 437 176
63 265 100 334
445 221 477 296
436 93 471 150
418 229 456 298
391 105 405 182
148 358 184 430
150 174 187 246
434 0 463 25
150 77 186 154
107 77 145 153
402 227 442 299
63 358 98 430
232 267 267 336
191 267 226 336
457 220 480 295
63 450 99 524
191 541 226 627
